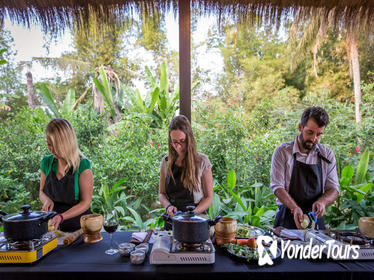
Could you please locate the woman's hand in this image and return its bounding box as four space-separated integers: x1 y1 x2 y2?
49 214 63 231
42 197 54 212
166 205 178 216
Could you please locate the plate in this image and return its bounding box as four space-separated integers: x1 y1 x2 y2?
225 243 281 264
236 224 265 238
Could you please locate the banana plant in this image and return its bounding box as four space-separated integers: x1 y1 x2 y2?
217 170 276 227
92 66 121 122
37 83 75 118
125 62 186 128
326 149 374 229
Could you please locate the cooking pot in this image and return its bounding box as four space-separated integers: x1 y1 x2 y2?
162 206 221 244
0 205 57 241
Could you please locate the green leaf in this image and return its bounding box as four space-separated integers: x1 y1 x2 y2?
61 89 75 115
208 193 222 218
355 182 374 202
355 149 370 185
146 87 159 113
135 90 145 111
145 66 156 89
127 207 144 230
340 165 354 188
99 66 113 104
38 84 60 117
114 206 125 216
159 61 169 97
227 170 236 191
255 206 265 217
112 178 128 190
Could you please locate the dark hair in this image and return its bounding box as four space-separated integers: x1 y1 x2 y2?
300 106 329 127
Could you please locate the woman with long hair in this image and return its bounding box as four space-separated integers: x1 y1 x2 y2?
39 118 93 232
158 115 213 216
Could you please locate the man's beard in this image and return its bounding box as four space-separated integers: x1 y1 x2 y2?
299 133 315 150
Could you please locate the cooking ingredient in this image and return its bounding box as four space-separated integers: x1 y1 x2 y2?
224 243 268 261
301 214 309 229
236 225 264 238
130 249 146 264
231 238 249 246
248 237 257 249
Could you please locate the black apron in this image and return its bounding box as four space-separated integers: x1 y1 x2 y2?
43 159 91 232
165 162 196 213
274 152 329 230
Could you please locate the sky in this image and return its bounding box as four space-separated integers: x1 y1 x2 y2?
3 11 223 94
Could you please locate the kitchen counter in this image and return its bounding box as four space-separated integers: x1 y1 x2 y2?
0 232 373 280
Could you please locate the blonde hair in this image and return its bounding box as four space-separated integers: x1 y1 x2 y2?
46 118 81 174
167 115 201 193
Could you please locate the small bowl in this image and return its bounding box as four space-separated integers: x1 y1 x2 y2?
359 217 374 238
118 242 135 257
135 243 149 254
130 249 146 264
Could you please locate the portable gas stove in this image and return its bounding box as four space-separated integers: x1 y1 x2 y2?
0 232 57 263
150 232 215 264
305 229 374 260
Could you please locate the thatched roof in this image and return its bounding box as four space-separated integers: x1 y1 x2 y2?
1 0 374 33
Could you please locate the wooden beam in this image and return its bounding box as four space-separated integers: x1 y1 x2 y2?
179 0 191 122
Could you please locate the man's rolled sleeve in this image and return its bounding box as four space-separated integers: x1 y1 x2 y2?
324 149 340 193
270 146 286 194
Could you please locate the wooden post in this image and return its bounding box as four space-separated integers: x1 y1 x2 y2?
179 0 191 121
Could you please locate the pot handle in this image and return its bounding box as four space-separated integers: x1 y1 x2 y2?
40 211 57 223
208 215 222 226
161 212 172 223
0 210 8 223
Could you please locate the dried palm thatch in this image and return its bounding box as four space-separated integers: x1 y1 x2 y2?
1 0 374 33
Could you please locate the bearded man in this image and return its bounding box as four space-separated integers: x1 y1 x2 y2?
270 106 339 229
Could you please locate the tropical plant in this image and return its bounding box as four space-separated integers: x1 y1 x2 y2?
326 149 374 229
92 66 123 123
37 83 76 118
213 170 277 227
125 61 180 128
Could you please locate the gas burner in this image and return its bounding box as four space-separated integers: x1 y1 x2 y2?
2 232 56 251
171 239 214 253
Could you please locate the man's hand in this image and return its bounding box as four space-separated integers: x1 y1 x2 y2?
292 207 304 229
312 200 326 218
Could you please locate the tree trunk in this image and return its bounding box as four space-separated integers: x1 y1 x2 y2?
92 85 104 113
26 72 35 108
348 28 362 124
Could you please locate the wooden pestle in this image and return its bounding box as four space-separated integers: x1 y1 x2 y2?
63 229 84 246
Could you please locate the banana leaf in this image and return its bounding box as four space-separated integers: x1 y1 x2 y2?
355 149 370 185
38 83 60 117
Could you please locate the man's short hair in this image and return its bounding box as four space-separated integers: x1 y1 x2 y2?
300 106 329 127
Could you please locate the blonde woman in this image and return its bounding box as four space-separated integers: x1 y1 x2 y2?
39 118 93 232
158 115 213 216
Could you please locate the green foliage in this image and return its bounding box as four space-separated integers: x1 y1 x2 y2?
210 170 277 227
125 62 179 127
325 149 374 229
37 83 76 118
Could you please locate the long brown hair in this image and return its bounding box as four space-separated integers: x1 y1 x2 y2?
167 115 201 193
46 118 82 174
